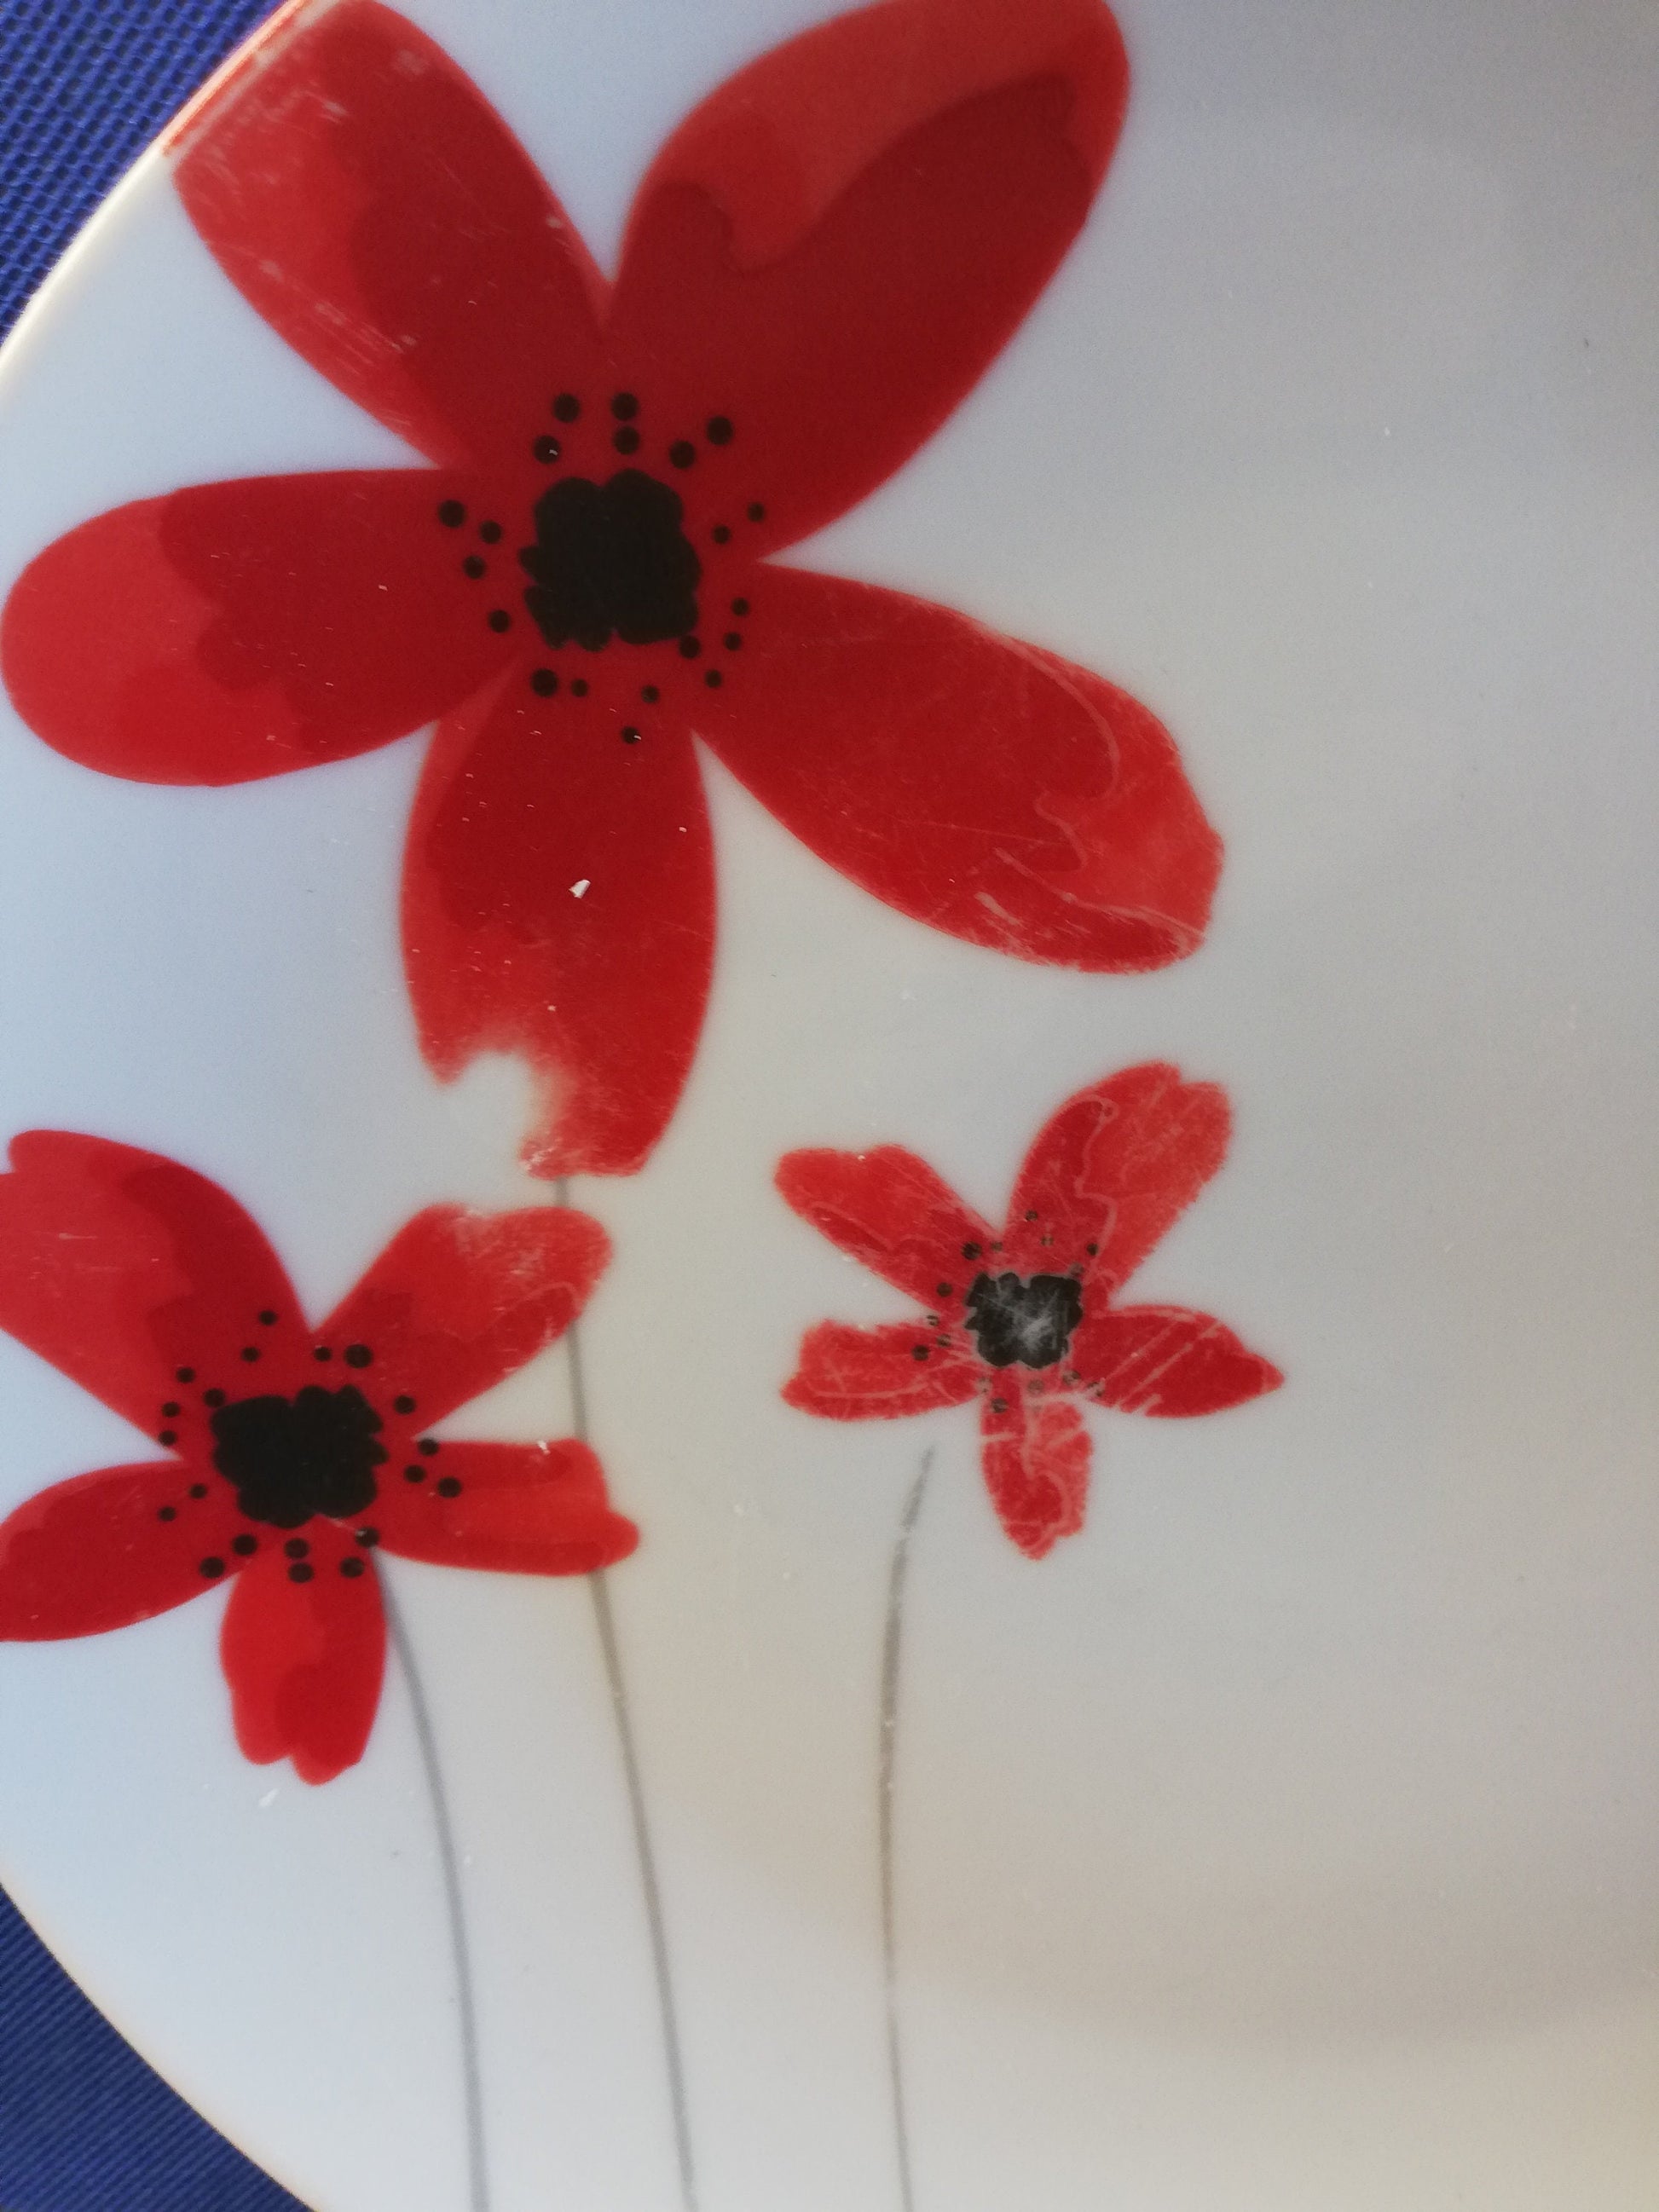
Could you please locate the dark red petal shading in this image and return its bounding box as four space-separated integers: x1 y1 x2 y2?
979 1381 1091 1558
775 1146 996 1304
1068 1305 1283 1416
220 1538 386 1784
0 1462 242 1640
613 0 1127 552
319 1204 610 1425
403 684 716 1179
375 1440 637 1575
1004 1061 1231 1291
697 570 1219 969
1 475 511 786
0 1135 303 1432
783 1321 980 1419
172 0 607 465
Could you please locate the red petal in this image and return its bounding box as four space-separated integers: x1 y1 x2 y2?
0 1135 303 1434
979 1382 1091 1557
1004 1062 1231 1289
375 1440 637 1575
172 0 607 465
783 1322 980 1420
320 1204 610 1425
775 1146 995 1304
403 684 716 1178
1 475 511 785
1069 1305 1283 1416
697 570 1219 968
220 1536 386 1784
0 1461 243 1639
612 0 1127 551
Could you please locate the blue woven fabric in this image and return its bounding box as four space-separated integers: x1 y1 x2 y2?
1 14 313 2205
0 0 274 338
0 1886 309 2211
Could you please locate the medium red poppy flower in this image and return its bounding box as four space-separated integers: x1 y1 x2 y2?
1 0 1222 1179
777 1063 1283 1558
0 1133 634 1782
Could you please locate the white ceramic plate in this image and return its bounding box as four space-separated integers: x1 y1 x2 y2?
0 3 1655 2208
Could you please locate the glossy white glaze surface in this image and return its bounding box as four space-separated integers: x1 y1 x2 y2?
0 3 1655 2206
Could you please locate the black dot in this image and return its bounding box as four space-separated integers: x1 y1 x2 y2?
991 1397 1008 1415
232 1533 258 1556
313 1346 332 1362
1086 1241 1100 1256
464 554 487 579
356 1527 380 1549
288 1562 314 1585
479 519 503 545
531 667 559 696
344 1344 373 1370
704 670 723 688
189 1483 209 1500
436 1477 463 1499
1025 1209 1039 1222
340 1556 367 1579
937 1283 953 1299
175 1367 195 1383
158 1505 176 1523
679 635 702 659
393 1394 416 1415
610 392 639 420
712 525 731 545
963 1242 982 1259
438 500 465 528
747 502 766 523
161 1401 181 1418
534 434 563 464
285 1538 309 1559
158 1429 177 1447
641 684 659 703
612 426 640 455
552 392 581 423
731 598 749 617
419 1438 439 1457
911 1344 929 1361
724 632 743 651
204 1389 226 1408
404 1464 426 1483
571 679 589 697
258 1310 278 1326
488 609 512 632
241 1346 259 1363
621 726 642 743
669 440 696 470
707 416 734 445
200 1556 226 1579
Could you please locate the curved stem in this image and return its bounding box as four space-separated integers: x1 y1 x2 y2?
880 1449 934 2212
557 1180 699 2212
384 1577 489 2212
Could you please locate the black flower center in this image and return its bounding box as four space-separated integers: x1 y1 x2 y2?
210 1384 386 1530
963 1272 1084 1370
520 470 700 650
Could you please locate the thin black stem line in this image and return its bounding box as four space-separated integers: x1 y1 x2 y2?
384 1577 489 2212
557 1179 699 2212
880 1448 934 2212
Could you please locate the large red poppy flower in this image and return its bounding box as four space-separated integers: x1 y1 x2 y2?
0 1134 634 1782
777 1064 1282 1558
1 0 1222 1179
